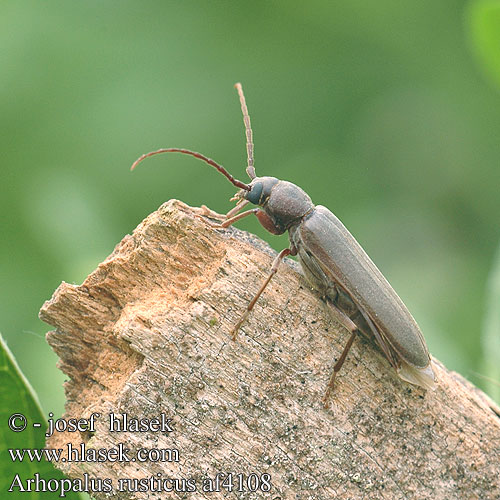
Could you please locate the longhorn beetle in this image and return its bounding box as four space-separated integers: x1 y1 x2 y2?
132 83 436 405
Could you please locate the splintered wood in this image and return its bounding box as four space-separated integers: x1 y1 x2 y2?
39 200 500 499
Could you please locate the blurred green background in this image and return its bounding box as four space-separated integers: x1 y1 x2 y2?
2 0 500 416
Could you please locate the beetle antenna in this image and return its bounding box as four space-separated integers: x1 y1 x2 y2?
234 83 256 180
131 148 251 191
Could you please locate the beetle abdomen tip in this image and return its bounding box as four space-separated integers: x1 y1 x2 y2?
397 360 436 391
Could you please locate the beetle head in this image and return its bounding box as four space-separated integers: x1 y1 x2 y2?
243 176 279 205
239 176 314 233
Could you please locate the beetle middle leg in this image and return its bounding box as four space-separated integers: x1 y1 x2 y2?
322 300 359 407
231 245 297 339
201 206 297 338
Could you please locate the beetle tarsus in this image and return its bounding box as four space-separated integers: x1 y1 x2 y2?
322 372 337 408
199 205 227 220
198 218 225 229
231 312 249 340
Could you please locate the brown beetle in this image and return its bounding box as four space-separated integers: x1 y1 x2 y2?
132 83 436 404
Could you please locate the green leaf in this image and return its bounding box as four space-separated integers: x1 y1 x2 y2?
0 333 81 499
468 0 500 89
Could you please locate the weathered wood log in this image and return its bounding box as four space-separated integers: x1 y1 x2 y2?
40 200 500 499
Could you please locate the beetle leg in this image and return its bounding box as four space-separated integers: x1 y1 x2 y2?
198 206 295 338
322 301 359 407
226 199 250 218
221 207 263 228
231 246 297 340
200 207 260 228
196 200 250 223
198 205 227 220
323 331 356 407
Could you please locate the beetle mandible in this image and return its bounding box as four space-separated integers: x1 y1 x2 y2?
132 83 436 405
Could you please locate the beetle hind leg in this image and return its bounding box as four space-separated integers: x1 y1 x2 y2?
322 300 359 407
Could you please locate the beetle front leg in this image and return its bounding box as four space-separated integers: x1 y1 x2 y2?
196 199 253 227
225 199 250 218
322 301 359 407
219 208 261 228
199 207 260 229
231 245 297 340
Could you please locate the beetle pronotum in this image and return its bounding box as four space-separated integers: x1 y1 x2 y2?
132 83 436 405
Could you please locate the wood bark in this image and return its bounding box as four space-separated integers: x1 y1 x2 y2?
39 200 500 499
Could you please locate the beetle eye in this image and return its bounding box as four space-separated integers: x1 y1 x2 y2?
246 182 263 205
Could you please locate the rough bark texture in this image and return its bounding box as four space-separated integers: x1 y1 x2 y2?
39 200 500 500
